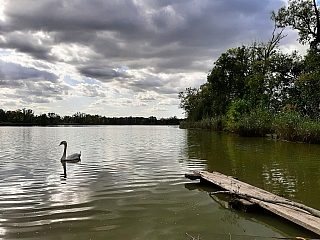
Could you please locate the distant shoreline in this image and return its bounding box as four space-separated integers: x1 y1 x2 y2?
0 108 183 126
0 122 180 126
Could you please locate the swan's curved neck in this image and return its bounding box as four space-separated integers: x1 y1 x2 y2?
62 144 67 160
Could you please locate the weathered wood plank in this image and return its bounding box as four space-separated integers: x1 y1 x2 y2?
189 170 320 235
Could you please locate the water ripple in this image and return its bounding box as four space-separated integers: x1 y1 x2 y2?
0 126 312 239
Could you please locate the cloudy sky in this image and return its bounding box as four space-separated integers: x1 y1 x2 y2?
0 0 305 118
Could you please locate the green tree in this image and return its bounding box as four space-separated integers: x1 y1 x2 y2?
207 46 250 116
22 108 35 123
39 114 48 125
292 50 320 118
271 0 320 50
179 87 201 120
48 112 61 124
0 109 6 122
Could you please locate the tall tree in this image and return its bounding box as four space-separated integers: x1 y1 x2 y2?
207 46 251 117
179 87 202 120
271 0 320 51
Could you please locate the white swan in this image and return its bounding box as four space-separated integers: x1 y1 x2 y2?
59 141 81 162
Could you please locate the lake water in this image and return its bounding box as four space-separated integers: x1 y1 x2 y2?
0 126 319 239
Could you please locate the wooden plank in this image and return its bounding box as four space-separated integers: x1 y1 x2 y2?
190 170 320 235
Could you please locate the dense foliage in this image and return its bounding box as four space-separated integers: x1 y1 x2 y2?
179 0 320 143
0 108 180 125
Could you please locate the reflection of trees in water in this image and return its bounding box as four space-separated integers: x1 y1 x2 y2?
262 164 298 198
184 129 320 207
185 181 244 231
184 130 230 171
258 142 320 206
224 135 320 204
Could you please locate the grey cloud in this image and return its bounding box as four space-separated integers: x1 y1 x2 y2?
53 30 97 45
78 65 131 81
20 81 67 96
14 81 70 104
3 92 51 104
149 0 275 49
126 75 164 93
82 84 106 98
0 80 22 87
2 0 145 33
21 96 51 104
0 61 58 82
0 32 55 61
1 0 285 60
0 60 70 104
155 86 180 95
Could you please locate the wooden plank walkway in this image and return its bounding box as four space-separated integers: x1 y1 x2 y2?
185 170 320 235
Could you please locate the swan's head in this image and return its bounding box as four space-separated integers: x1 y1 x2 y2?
59 141 67 146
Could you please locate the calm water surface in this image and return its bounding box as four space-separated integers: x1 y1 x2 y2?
0 126 319 239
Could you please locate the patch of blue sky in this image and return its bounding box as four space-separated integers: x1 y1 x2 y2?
64 76 103 86
64 76 80 86
84 77 101 85
118 66 129 71
0 49 11 55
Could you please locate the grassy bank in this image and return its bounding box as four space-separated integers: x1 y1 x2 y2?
274 112 320 144
180 111 320 144
179 116 226 131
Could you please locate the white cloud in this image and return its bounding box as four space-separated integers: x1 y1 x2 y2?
136 92 157 101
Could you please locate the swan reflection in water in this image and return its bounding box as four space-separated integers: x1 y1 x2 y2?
59 141 81 179
60 159 82 179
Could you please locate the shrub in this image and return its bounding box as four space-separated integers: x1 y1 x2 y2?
274 112 320 143
179 116 226 131
227 108 274 137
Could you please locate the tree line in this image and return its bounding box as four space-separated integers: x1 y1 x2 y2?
179 0 320 143
0 108 180 125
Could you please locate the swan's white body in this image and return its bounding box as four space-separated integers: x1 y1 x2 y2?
59 141 81 162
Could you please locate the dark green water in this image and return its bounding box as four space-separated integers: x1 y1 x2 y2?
0 126 319 239
185 130 320 208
